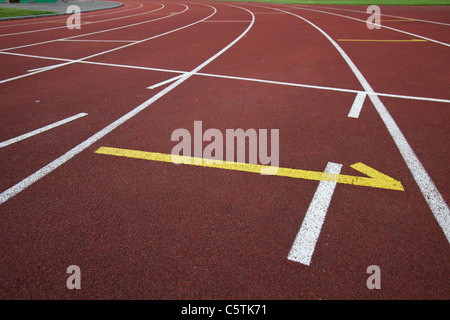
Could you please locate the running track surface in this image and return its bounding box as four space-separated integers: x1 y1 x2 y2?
0 0 449 299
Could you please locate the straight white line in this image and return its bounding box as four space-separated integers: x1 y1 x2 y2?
60 39 138 43
3 50 450 104
348 92 366 118
266 5 450 243
0 113 88 149
2 47 449 104
288 162 343 266
0 2 168 51
0 3 255 205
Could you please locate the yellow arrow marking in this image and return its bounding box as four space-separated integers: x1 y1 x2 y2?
95 147 404 191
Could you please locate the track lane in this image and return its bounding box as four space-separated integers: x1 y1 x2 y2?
0 0 448 300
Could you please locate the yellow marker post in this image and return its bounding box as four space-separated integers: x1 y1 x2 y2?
95 147 404 191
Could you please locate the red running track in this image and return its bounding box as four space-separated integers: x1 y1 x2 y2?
0 0 449 299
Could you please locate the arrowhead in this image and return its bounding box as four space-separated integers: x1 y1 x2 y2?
346 162 404 191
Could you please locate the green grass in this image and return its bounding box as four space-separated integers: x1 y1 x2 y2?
213 0 450 5
0 8 55 18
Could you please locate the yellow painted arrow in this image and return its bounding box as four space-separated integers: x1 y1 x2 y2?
95 147 404 191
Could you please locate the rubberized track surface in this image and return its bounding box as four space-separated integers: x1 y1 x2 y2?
0 0 449 299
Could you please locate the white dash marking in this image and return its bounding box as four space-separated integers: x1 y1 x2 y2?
348 92 366 118
288 162 343 266
147 73 188 89
0 113 88 149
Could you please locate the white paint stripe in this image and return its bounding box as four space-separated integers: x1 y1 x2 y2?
348 92 366 118
147 74 186 89
289 4 450 27
0 113 88 149
0 4 255 205
288 162 343 266
3 50 450 105
27 64 66 73
0 3 144 28
265 5 450 243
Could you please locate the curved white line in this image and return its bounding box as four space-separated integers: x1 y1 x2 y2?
261 4 450 243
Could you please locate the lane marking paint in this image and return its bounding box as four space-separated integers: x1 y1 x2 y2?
264 5 450 243
338 39 427 42
380 19 417 22
348 92 366 118
59 39 137 43
202 20 252 22
0 3 165 37
287 162 342 266
94 147 404 191
0 3 145 28
0 4 255 205
0 113 88 149
3 50 450 105
0 5 192 84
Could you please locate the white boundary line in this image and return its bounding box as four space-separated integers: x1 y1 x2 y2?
0 4 192 85
0 113 88 149
0 3 256 205
288 162 343 266
0 3 164 37
1 50 449 104
264 5 450 243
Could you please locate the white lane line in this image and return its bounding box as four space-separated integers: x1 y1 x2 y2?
278 5 450 48
266 5 450 243
0 3 165 37
147 74 186 89
348 92 366 118
0 113 88 149
202 20 251 22
0 3 255 205
59 39 138 43
288 162 343 266
4 50 450 105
